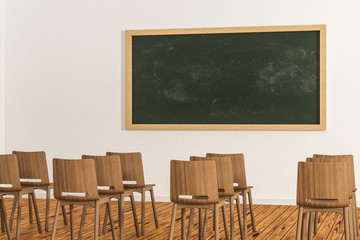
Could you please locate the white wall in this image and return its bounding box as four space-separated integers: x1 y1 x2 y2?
4 0 360 203
0 0 4 152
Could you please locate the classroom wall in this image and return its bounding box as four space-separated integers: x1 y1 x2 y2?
4 0 360 203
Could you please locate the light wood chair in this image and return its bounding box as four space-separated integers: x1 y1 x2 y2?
0 154 42 240
207 153 256 238
169 160 230 240
106 152 159 236
190 156 245 239
313 154 358 236
308 155 358 239
81 154 140 239
51 158 117 240
296 161 353 240
11 151 68 232
0 193 11 240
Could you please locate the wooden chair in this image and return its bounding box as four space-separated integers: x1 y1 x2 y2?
169 160 230 240
313 154 358 236
11 151 67 232
81 154 140 239
206 153 256 238
51 158 117 240
190 156 245 239
106 152 159 235
308 155 358 239
0 193 11 240
296 161 353 240
0 154 42 240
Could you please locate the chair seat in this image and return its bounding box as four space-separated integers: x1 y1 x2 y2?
99 188 135 198
20 185 37 194
234 186 253 193
125 183 155 192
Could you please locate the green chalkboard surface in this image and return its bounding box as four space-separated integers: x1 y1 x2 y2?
126 26 326 130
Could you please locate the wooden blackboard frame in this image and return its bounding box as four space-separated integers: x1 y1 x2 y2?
125 25 326 130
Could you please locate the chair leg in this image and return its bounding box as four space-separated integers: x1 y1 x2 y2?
61 206 68 225
202 209 208 238
229 197 234 239
0 203 4 233
248 188 257 232
107 202 117 240
149 187 159 229
242 190 247 239
9 196 17 230
30 192 43 233
314 212 318 234
119 196 125 240
352 197 358 238
296 206 304 240
130 194 140 237
301 212 309 240
102 205 109 235
222 205 230 240
141 188 146 236
16 195 22 240
0 198 11 240
51 200 61 240
214 205 219 240
236 196 245 240
168 203 177 240
344 207 351 240
45 186 50 232
308 212 315 239
349 203 355 240
78 205 87 240
187 208 194 240
70 204 75 240
28 194 33 224
181 208 186 240
354 193 359 236
94 201 100 240
198 209 203 239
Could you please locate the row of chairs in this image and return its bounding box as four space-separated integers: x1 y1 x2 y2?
169 153 256 240
296 154 358 240
0 151 159 240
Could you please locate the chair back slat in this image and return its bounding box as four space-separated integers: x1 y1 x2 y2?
190 156 234 197
0 154 22 191
170 160 219 205
313 154 355 192
53 158 99 201
12 151 50 186
297 161 350 208
106 152 145 188
206 153 247 190
82 155 124 194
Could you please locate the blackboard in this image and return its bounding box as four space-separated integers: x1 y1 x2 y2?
126 25 326 130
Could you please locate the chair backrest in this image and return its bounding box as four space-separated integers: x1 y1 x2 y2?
53 158 99 201
313 154 355 192
106 152 145 188
297 161 350 208
12 151 50 186
190 156 234 197
307 157 354 196
82 155 124 194
206 153 247 190
0 154 22 192
170 160 219 205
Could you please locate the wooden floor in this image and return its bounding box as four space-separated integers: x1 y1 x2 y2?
0 198 357 239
